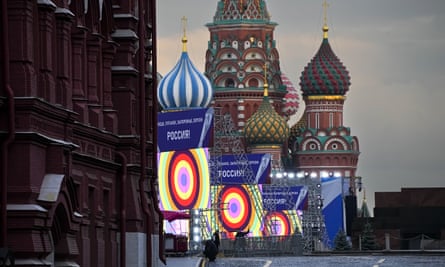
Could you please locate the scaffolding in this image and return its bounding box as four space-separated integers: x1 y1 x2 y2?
202 108 269 238
195 108 329 255
300 175 329 253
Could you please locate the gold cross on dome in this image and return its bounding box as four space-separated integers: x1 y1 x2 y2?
181 16 188 51
181 16 187 38
322 0 330 39
322 0 329 26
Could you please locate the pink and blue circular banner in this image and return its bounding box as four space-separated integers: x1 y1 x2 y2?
158 148 210 210
216 185 262 234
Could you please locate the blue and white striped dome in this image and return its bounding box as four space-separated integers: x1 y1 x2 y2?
157 46 213 110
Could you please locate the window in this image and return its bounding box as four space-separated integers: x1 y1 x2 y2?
248 78 258 87
329 112 333 128
225 79 235 88
315 113 320 128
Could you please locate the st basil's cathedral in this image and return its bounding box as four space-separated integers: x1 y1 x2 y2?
157 0 361 248
159 0 361 188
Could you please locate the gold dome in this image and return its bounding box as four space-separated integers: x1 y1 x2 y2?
244 96 289 146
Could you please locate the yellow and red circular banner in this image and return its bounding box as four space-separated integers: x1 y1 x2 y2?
263 211 292 236
158 148 210 210
262 210 301 236
216 185 261 233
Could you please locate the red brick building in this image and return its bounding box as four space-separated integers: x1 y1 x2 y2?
0 0 163 266
353 188 445 250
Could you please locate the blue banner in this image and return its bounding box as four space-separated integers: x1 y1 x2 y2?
210 153 271 185
321 177 344 248
262 185 308 211
157 108 213 152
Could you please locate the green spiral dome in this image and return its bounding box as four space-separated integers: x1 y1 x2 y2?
244 96 289 146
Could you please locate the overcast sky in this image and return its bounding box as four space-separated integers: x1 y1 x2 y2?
156 0 445 213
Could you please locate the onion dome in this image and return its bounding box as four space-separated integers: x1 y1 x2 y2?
244 74 289 146
299 24 350 96
157 19 213 110
281 73 300 117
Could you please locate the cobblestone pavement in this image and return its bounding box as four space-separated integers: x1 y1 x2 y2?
202 255 445 267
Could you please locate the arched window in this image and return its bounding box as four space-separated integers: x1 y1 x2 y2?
248 78 258 87
225 79 235 88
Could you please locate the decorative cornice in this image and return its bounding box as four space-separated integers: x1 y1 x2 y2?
306 95 345 101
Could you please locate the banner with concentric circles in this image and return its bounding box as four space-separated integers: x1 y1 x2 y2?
263 211 292 236
215 185 262 235
158 148 210 210
262 210 301 236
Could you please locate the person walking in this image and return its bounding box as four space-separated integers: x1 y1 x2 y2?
203 239 217 262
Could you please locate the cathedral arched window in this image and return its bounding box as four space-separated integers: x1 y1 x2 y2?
232 41 238 49
248 78 258 88
244 41 251 49
225 79 235 88
309 143 317 150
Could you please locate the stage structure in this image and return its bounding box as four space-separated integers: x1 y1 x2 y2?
157 108 214 251
203 108 270 239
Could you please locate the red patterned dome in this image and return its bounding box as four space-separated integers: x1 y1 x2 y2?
281 73 299 116
299 33 350 96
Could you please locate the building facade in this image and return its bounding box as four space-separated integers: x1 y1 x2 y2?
289 20 360 185
202 1 360 246
204 0 360 188
0 0 163 266
204 0 290 133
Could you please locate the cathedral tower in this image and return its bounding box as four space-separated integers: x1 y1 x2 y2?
289 3 360 191
244 66 289 169
205 0 289 134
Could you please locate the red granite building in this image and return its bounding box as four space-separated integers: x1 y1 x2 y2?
352 188 445 250
0 0 163 266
